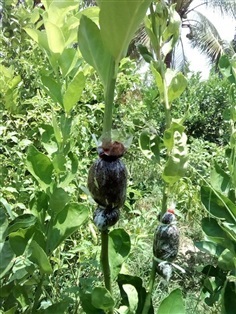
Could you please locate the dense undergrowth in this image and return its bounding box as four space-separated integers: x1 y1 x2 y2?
1 1 236 313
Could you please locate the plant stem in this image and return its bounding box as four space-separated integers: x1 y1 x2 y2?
101 230 113 314
142 258 157 314
32 275 44 312
102 75 116 143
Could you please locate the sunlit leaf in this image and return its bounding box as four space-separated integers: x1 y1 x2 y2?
47 203 89 253
26 145 53 190
157 288 185 314
63 71 85 113
91 287 114 310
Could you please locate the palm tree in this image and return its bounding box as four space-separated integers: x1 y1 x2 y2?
129 0 236 70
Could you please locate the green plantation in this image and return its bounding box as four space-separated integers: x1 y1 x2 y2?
0 1 236 313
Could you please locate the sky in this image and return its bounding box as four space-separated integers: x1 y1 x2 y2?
182 4 236 79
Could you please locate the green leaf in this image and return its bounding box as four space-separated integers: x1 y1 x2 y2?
210 162 231 195
7 214 37 235
41 75 63 105
139 131 161 162
79 290 105 314
195 241 224 257
47 202 89 253
202 218 235 253
162 122 188 184
0 241 15 278
218 249 236 271
100 0 152 63
167 72 187 103
91 287 114 310
109 228 131 280
157 288 185 314
38 298 71 314
49 187 71 215
26 145 53 190
117 274 151 314
26 239 52 274
201 186 236 223
0 208 8 241
58 48 81 78
151 64 164 98
24 28 50 51
52 114 63 145
44 21 65 54
222 281 236 314
78 15 114 86
122 284 138 313
63 71 85 113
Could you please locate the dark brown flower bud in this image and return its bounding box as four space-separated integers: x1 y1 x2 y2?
93 206 120 231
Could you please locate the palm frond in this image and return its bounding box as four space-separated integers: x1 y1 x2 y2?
204 0 236 19
187 11 226 62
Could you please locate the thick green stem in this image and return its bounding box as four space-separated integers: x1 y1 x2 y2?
102 77 116 143
142 258 157 314
161 182 168 216
101 230 113 314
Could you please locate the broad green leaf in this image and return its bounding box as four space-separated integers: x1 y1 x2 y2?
222 281 236 314
139 131 161 161
52 153 67 173
167 72 187 103
0 241 15 278
219 55 235 84
163 122 185 151
91 287 114 310
151 64 164 98
0 208 8 241
49 187 70 215
122 284 138 313
44 21 65 54
76 6 100 25
109 228 131 280
195 241 224 257
41 75 63 105
26 239 52 274
100 0 152 63
63 71 85 113
7 214 37 235
24 28 49 51
117 274 151 314
163 123 188 184
9 228 34 256
59 152 79 188
58 48 80 78
202 218 235 253
218 249 236 271
220 221 236 243
26 145 53 190
210 162 231 195
157 288 185 314
78 15 114 86
79 290 105 314
37 298 71 314
47 202 89 253
201 186 236 223
52 114 63 145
